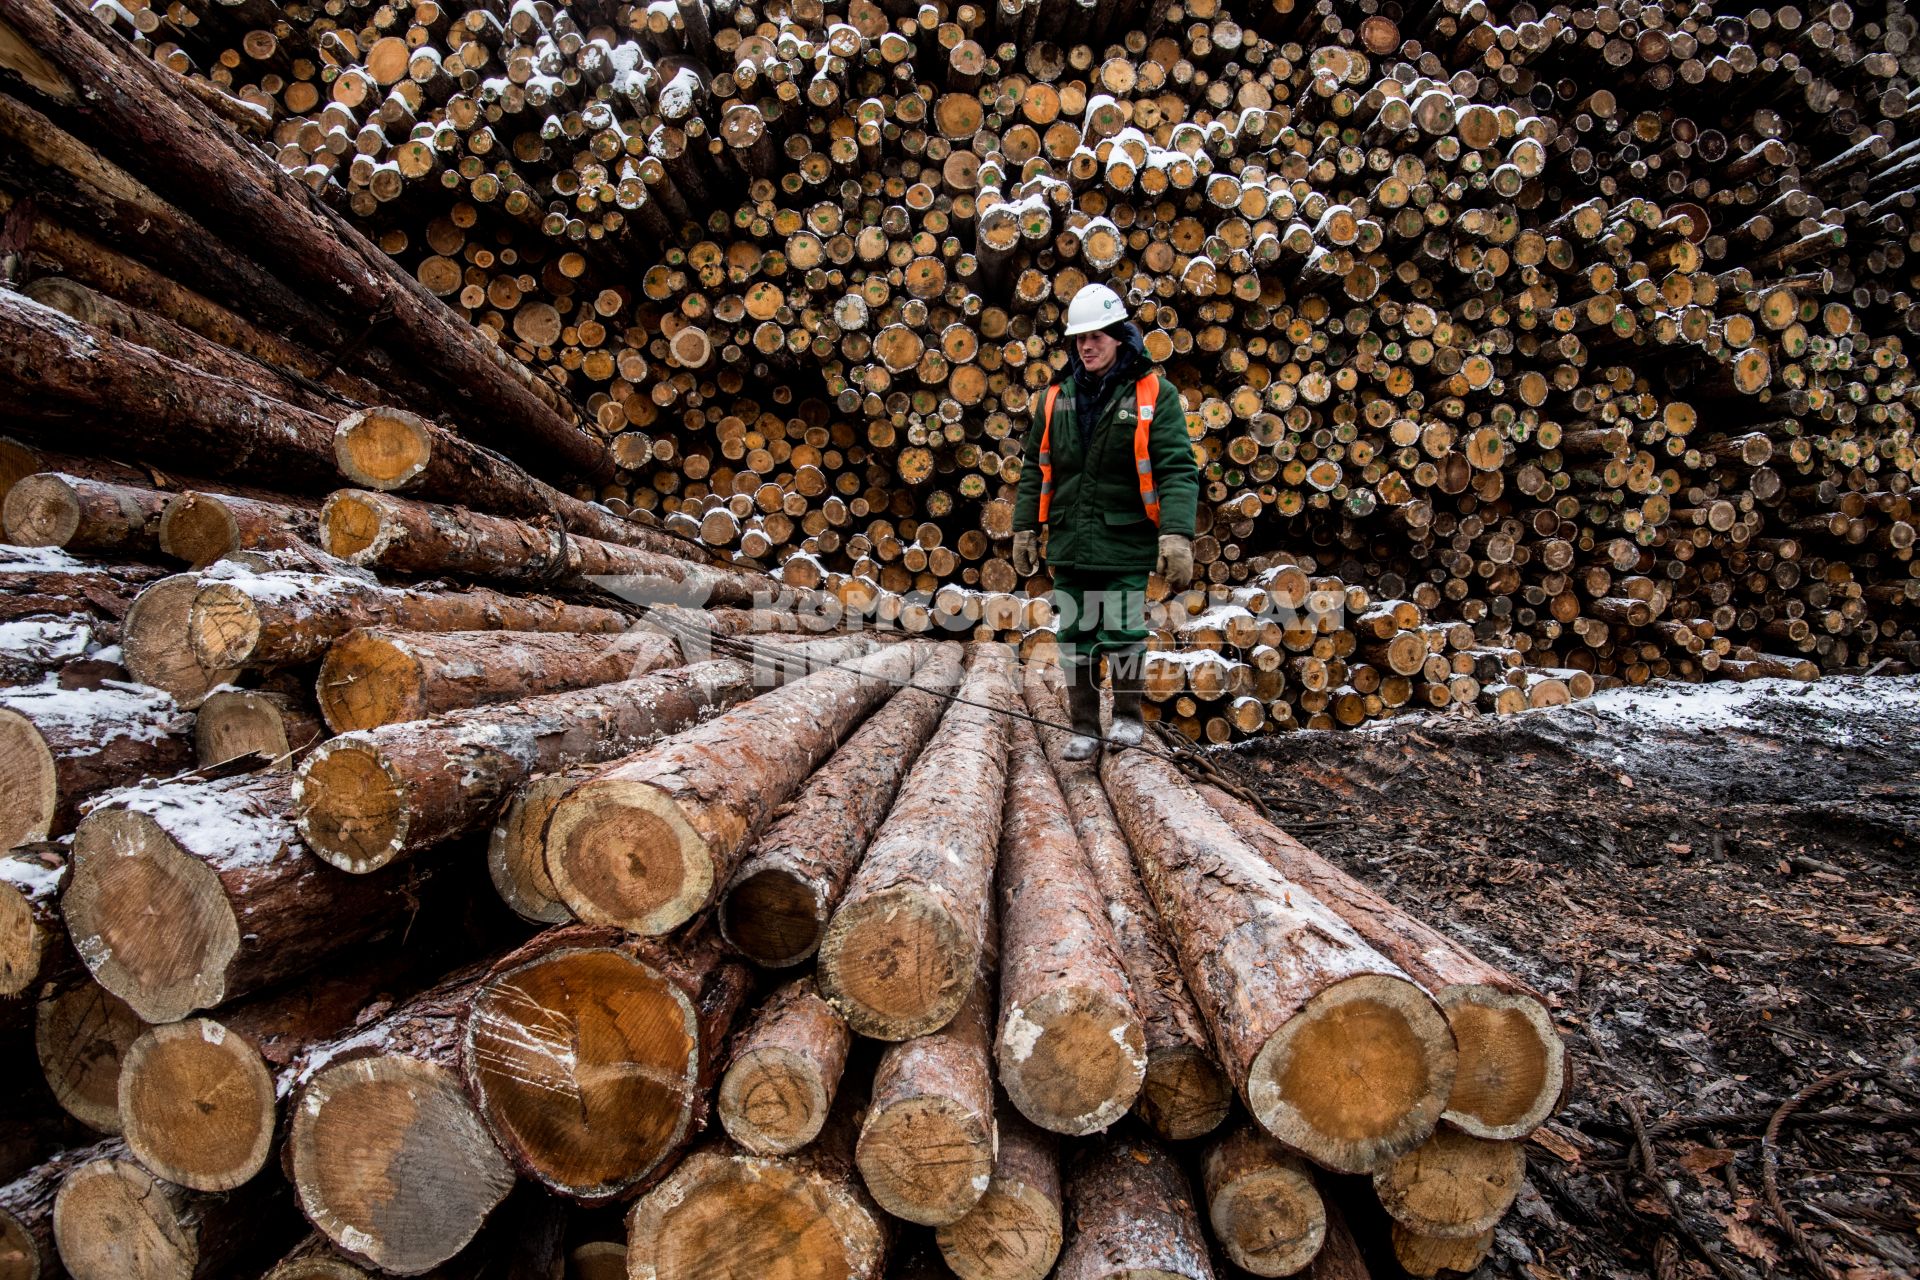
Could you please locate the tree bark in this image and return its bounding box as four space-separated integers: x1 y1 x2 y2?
314 626 683 734
193 687 325 771
158 490 321 570
1199 785 1567 1140
460 924 753 1204
1305 1201 1371 1280
995 711 1145 1136
818 643 1012 1041
1 472 166 555
716 976 851 1157
1201 1125 1326 1277
0 549 167 628
33 980 144 1133
0 1138 123 1280
1371 1127 1524 1240
1054 1132 1214 1280
0 674 193 850
1021 663 1229 1142
544 640 917 934
65 773 444 1022
50 1145 297 1279
717 643 962 967
1101 748 1456 1174
933 1108 1061 1280
295 638 874 873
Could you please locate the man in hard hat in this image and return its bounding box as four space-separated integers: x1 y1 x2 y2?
1010 283 1198 760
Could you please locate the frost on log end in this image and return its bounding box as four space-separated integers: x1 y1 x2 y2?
717 642 963 968
1055 1131 1214 1280
934 1108 1062 1280
1201 1125 1326 1278
1102 749 1456 1174
117 1018 275 1194
1200 784 1566 1140
716 977 851 1157
995 713 1145 1136
817 643 1012 1041
542 640 909 935
461 925 752 1203
37 982 145 1134
1371 1128 1525 1240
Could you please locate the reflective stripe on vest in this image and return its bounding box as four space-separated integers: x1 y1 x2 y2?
1035 373 1160 527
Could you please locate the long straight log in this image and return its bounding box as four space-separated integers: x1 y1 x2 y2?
1202 1125 1326 1277
1200 785 1567 1140
715 976 851 1157
1 472 167 555
1102 749 1457 1174
295 637 875 872
995 712 1145 1136
314 626 684 733
716 643 962 966
0 0 609 484
817 643 1012 1040
157 490 320 570
934 1108 1062 1280
544 640 920 934
460 924 753 1203
0 675 193 850
1055 1132 1213 1280
1022 663 1230 1142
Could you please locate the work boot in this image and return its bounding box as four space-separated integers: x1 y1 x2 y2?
1107 643 1147 747
1061 667 1105 761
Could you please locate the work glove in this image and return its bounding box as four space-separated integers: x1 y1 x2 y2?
1156 534 1194 589
1011 529 1039 577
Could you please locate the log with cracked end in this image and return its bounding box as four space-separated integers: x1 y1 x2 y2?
1054 1130 1215 1280
1102 748 1457 1174
35 981 146 1133
0 1139 124 1280
543 640 920 934
295 637 875 873
461 924 753 1203
50 1146 296 1280
934 1108 1062 1280
1201 1125 1326 1277
122 573 242 708
1022 662 1230 1142
717 642 963 967
1371 1127 1525 1240
994 711 1145 1136
817 643 1013 1041
717 976 851 1157
1200 784 1567 1140
0 676 193 851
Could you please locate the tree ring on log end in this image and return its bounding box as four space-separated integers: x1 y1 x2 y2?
818 885 970 1040
0 709 55 862
318 491 394 564
717 1045 832 1155
626 1150 887 1280
486 776 573 925
933 1171 1063 1280
295 739 411 874
1438 986 1565 1139
463 946 703 1201
51 1157 197 1280
315 632 426 733
66 807 239 1023
156 492 242 569
120 1017 276 1192
1373 1127 1524 1239
37 982 145 1133
2 473 81 547
290 1055 514 1275
335 408 434 491
1136 1047 1234 1142
1246 973 1456 1174
998 992 1146 1136
0 874 44 998
187 581 268 671
543 780 710 934
1205 1149 1324 1276
126 575 239 709
854 1095 995 1226
717 866 824 967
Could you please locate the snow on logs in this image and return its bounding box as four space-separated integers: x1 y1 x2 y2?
542 639 921 934
1101 746 1458 1174
0 677 193 851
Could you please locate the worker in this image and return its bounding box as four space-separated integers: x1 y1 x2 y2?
1010 283 1199 760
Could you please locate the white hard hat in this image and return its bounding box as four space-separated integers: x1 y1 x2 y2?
1063 282 1127 336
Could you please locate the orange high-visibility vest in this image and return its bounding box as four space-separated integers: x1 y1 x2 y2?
1035 373 1161 526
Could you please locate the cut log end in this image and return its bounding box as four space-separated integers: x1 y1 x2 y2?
186 581 266 671
37 982 145 1133
155 492 239 569
716 867 825 967
67 808 240 1023
0 1208 48 1280
854 1095 996 1226
125 575 238 709
314 631 426 733
1 473 81 547
934 1120 1062 1280
999 991 1146 1136
1136 1046 1235 1142
119 1017 275 1193
266 1255 373 1280
0 711 55 871
51 1157 196 1280
317 491 388 563
1373 1128 1525 1239
0 876 46 998
819 886 971 1040
1391 1223 1494 1277
295 739 410 874
1203 1129 1326 1278
195 689 311 769
717 1046 833 1156
1246 972 1457 1174
544 780 714 935
291 1054 515 1275
464 946 703 1200
334 408 435 491
486 775 574 925
1439 986 1567 1139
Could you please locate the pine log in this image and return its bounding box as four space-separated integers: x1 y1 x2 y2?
1101 750 1456 1174
0 1139 122 1280
1 472 166 555
1200 785 1567 1140
1390 1224 1493 1277
855 974 996 1227
995 711 1144 1135
295 639 874 873
265 1235 373 1280
157 491 320 570
716 643 962 966
716 977 850 1157
193 687 324 770
1371 1128 1524 1240
817 643 1012 1040
122 573 241 708
0 843 70 1000
933 1109 1061 1280
188 566 633 671
285 966 515 1276
1021 664 1229 1141
1201 1125 1326 1277
1054 1132 1213 1280
0 548 167 628
64 773 442 1022
314 627 683 733
1306 1201 1371 1280
460 924 753 1203
0 0 608 485
0 675 193 850
624 1107 888 1280
486 769 589 925
50 1146 295 1279
544 641 919 934
0 616 95 685
34 981 144 1133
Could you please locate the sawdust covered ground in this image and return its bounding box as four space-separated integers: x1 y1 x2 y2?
1215 676 1920 1280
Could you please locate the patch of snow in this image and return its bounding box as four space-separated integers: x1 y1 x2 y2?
0 619 91 663
1577 675 1920 742
0 678 184 748
0 544 94 574
95 776 295 870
